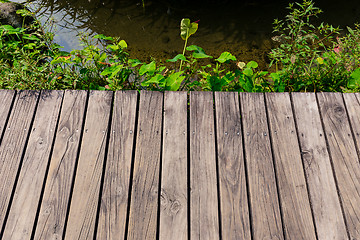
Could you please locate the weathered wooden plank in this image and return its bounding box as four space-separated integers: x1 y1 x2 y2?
2 90 63 239
0 90 15 142
265 93 316 239
97 91 138 239
33 90 87 240
343 93 360 162
64 91 113 240
317 92 360 239
0 90 39 231
239 92 284 240
160 91 188 240
127 90 163 240
190 91 219 240
214 92 251 240
292 92 347 239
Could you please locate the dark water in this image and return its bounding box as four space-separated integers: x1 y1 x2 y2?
18 0 360 68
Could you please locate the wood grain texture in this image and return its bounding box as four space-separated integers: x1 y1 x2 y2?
0 90 39 231
3 90 63 240
239 92 284 240
214 92 251 240
127 90 163 240
317 92 360 239
343 93 360 163
34 90 87 240
160 91 188 240
0 90 15 141
292 92 347 240
97 91 138 240
190 91 219 240
265 93 316 239
64 91 113 240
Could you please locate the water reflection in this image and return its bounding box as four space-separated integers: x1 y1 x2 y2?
21 0 360 68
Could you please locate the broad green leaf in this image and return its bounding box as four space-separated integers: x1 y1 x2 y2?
99 52 107 62
100 64 123 77
216 52 236 63
165 71 185 91
141 74 165 87
128 59 142 67
243 68 253 77
180 18 198 40
167 54 187 62
22 35 40 41
192 52 212 59
246 61 258 69
0 25 14 31
94 34 114 41
186 45 212 58
24 43 36 49
348 68 360 89
106 44 119 51
50 56 72 65
139 61 156 76
186 45 204 52
101 65 116 76
118 40 128 48
158 66 166 73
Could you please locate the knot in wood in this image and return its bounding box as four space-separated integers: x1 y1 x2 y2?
170 200 181 214
333 105 344 116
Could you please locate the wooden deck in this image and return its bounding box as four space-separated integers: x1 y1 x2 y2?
0 90 359 240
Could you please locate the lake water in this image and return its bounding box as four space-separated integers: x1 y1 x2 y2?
19 0 360 69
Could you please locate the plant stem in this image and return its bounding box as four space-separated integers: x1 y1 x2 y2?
179 29 189 72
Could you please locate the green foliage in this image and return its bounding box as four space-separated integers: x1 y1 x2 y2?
50 32 134 90
1 0 360 93
0 19 63 89
269 0 360 92
179 18 199 71
180 18 198 41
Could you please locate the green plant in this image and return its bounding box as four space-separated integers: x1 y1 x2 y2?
0 16 65 89
179 18 198 71
51 33 135 90
269 0 360 92
2 0 359 93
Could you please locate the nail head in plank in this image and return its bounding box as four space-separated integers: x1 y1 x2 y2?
33 90 87 240
190 91 220 240
0 90 15 141
2 90 63 239
214 92 251 240
64 90 113 240
127 90 163 240
160 91 188 240
239 92 284 240
97 90 138 239
317 92 360 239
0 90 39 230
266 93 316 239
292 92 347 239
